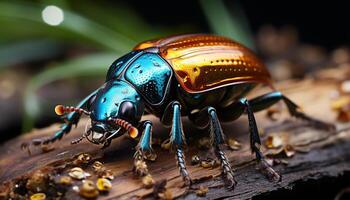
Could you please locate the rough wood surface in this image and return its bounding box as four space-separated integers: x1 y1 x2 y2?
1 69 350 199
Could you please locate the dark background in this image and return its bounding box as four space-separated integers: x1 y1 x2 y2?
133 0 350 49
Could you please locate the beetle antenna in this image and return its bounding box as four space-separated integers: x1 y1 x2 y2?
110 118 139 138
55 105 90 116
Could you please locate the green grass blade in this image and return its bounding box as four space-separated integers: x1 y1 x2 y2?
0 1 135 52
199 0 255 49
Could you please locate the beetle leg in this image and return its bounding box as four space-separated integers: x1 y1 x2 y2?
249 91 335 131
25 112 78 149
134 120 154 176
208 107 237 189
243 98 282 182
161 101 192 186
22 90 98 151
217 98 281 182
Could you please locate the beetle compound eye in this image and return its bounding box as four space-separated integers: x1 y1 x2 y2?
119 101 136 121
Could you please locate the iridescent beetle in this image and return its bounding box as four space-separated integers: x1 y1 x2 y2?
25 34 334 189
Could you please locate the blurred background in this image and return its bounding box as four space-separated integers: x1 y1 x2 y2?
0 0 349 143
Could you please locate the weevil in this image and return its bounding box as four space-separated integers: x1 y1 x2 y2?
24 34 334 189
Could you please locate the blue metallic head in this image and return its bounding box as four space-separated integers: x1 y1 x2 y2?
86 79 144 145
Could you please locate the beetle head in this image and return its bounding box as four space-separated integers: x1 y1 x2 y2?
56 80 144 147
88 80 144 145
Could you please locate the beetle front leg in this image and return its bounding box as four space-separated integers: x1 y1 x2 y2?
24 112 79 148
22 90 98 151
134 120 154 176
161 101 192 186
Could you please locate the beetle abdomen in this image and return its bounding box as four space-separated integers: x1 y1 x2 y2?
134 34 271 93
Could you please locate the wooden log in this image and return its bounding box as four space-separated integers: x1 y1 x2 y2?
1 68 350 199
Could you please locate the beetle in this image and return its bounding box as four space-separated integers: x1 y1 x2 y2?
25 34 334 189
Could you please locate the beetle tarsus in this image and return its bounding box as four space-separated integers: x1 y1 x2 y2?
175 148 192 186
214 146 237 189
258 157 282 182
133 150 149 176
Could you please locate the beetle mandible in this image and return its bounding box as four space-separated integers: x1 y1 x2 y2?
25 34 334 189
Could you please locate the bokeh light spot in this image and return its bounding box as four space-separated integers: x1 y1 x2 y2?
41 5 64 26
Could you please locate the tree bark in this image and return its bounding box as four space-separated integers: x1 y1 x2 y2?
1 68 350 199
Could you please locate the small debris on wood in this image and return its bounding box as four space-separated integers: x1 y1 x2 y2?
79 180 99 199
92 161 104 171
142 174 155 189
195 186 209 197
73 153 92 165
57 176 72 186
158 189 173 200
133 160 149 176
284 145 296 157
30 192 46 200
96 178 112 192
26 169 49 192
97 169 114 181
265 137 282 149
200 158 217 169
265 134 285 149
227 138 241 150
191 155 200 165
0 151 118 199
264 133 296 158
91 161 114 180
161 139 171 150
68 167 89 180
